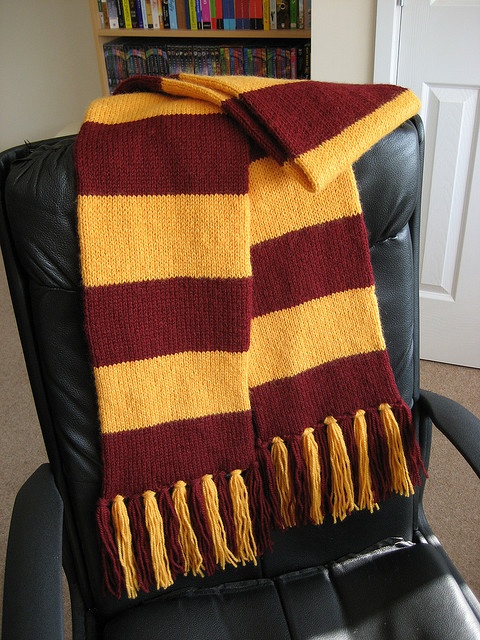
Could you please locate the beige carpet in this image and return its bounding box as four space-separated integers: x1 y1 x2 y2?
420 360 480 598
0 256 479 635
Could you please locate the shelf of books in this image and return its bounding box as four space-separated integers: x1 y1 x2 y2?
90 1 312 94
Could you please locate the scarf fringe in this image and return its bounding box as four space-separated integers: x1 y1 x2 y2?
98 403 423 599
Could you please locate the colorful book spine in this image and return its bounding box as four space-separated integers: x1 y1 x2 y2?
122 0 133 28
129 0 139 27
195 0 202 28
201 0 211 28
213 46 221 72
145 0 153 27
266 47 275 76
269 0 276 29
297 0 304 29
230 47 244 73
252 47 266 75
241 0 249 28
262 0 270 30
244 47 253 74
276 0 289 29
161 0 170 27
145 44 157 73
103 44 115 92
168 0 178 27
137 0 148 27
210 0 217 28
106 0 120 27
97 0 106 28
175 0 188 28
219 47 229 73
285 47 291 77
216 0 224 28
222 0 235 29
305 41 310 77
115 0 125 27
290 46 297 78
157 46 169 73
134 0 144 27
200 49 208 73
150 0 162 27
186 0 198 28
289 0 297 28
249 0 263 29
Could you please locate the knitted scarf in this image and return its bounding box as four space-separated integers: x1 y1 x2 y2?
75 74 424 599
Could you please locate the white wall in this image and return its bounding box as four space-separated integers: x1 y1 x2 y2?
0 1 101 150
311 0 377 83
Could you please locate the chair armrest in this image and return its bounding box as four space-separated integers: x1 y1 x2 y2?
419 389 480 479
2 464 64 640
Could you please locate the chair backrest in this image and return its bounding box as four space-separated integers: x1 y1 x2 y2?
0 117 425 622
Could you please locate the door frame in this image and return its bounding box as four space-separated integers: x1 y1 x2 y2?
373 0 402 84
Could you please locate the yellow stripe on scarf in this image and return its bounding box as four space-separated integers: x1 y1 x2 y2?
249 286 386 388
78 194 251 287
249 165 362 246
83 91 222 125
95 351 250 433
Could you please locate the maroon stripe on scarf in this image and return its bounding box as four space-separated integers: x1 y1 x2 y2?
75 114 249 196
251 216 374 318
102 411 254 498
250 350 401 440
231 82 407 159
84 277 252 367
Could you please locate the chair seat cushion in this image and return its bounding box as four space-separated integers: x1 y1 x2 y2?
103 539 480 639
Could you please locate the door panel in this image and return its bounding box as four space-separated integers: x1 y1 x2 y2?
396 0 480 367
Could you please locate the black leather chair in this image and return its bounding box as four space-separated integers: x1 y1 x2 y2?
1 117 480 640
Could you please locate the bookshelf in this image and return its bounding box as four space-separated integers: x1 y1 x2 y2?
88 1 311 95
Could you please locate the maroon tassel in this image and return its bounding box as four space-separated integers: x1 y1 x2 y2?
96 499 124 598
127 495 154 593
158 488 185 577
255 439 283 530
314 425 331 517
366 409 391 502
288 435 310 525
338 415 360 504
396 403 427 486
340 416 357 472
245 462 273 555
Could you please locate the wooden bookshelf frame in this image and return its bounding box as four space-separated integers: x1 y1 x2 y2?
89 1 311 95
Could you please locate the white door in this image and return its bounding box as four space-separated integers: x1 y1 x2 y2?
375 0 480 368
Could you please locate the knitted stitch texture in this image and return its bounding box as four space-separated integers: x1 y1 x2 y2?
75 74 424 599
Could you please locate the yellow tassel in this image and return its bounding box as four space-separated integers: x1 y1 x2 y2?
143 491 174 590
353 410 379 513
202 474 238 570
229 470 258 565
270 436 296 528
324 416 356 523
171 480 204 577
111 495 139 599
301 428 324 524
379 403 414 497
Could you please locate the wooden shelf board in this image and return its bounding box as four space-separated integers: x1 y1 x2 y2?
97 28 311 39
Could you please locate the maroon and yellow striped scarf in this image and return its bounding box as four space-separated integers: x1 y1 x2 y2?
75 75 424 599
